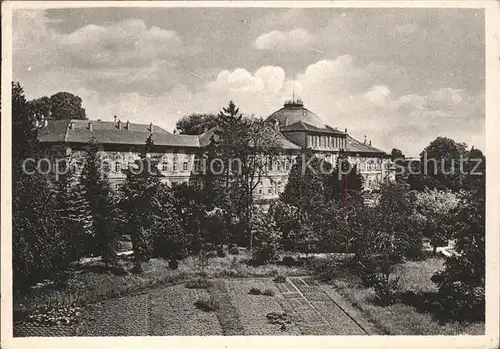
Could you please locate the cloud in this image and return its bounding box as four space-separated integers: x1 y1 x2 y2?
254 29 312 51
364 85 391 106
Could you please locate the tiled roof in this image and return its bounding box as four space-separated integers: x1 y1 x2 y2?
198 126 301 150
346 135 386 154
280 121 346 135
38 119 200 147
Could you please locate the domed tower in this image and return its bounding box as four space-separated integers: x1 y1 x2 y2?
266 99 347 150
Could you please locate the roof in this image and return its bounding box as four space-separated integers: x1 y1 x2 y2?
266 101 326 129
345 135 386 154
280 121 346 135
198 126 301 150
38 119 200 148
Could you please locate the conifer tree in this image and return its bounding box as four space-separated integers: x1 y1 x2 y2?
54 163 93 262
120 134 164 270
80 137 117 267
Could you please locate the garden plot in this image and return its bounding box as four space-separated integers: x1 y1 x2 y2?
223 279 301 335
76 293 149 336
147 284 222 335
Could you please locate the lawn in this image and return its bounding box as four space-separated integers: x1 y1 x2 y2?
13 248 309 336
329 257 485 335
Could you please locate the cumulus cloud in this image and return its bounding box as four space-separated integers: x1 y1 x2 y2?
254 28 312 50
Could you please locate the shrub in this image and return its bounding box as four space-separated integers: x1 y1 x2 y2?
253 246 277 265
216 245 226 258
273 275 287 283
248 287 262 295
307 256 343 281
266 311 292 331
262 289 275 296
26 304 83 326
281 256 296 266
194 296 218 312
206 250 218 259
169 258 179 270
251 213 280 265
185 278 212 289
228 245 239 255
359 254 401 306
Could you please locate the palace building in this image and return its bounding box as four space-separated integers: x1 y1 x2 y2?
37 99 394 199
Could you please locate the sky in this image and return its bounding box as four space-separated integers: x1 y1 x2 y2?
12 7 484 156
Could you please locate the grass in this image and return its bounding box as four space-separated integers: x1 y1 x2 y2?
329 257 485 335
14 249 309 327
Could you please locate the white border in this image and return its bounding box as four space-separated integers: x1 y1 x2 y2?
2 2 499 348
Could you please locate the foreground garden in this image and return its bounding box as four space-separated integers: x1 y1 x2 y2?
13 249 484 336
12 92 486 337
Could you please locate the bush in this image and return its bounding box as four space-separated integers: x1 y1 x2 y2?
252 246 277 265
216 245 226 258
185 277 212 289
281 256 296 266
307 256 343 281
249 287 262 295
206 250 218 259
432 280 484 321
359 254 401 306
169 258 179 270
26 304 83 326
228 245 239 255
262 289 275 296
194 296 218 312
273 275 287 283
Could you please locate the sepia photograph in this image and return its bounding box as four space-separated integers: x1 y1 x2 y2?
1 1 499 347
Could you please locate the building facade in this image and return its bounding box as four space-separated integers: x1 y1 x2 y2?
36 100 394 199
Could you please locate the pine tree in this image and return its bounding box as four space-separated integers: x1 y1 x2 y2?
120 134 164 270
281 149 326 217
12 81 73 290
54 163 94 262
80 137 117 267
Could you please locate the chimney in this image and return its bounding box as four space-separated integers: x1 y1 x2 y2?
344 128 347 133
69 121 74 130
285 117 289 126
274 119 279 130
126 120 130 131
369 140 372 146
149 122 154 133
88 122 93 132
114 115 117 123
117 119 122 130
364 135 367 144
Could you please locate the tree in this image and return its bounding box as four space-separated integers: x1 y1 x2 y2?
205 101 282 245
54 163 94 262
281 149 327 216
12 82 73 291
431 187 485 320
325 151 364 203
251 211 281 264
413 189 459 254
408 137 468 191
175 113 218 135
80 137 118 266
390 148 405 161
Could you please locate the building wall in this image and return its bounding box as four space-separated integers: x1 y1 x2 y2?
40 141 392 200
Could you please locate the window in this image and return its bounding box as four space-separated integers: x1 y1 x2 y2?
258 186 263 195
162 161 169 172
268 187 272 194
285 159 290 171
267 157 273 172
115 162 122 172
276 160 282 172
173 155 178 172
183 161 188 172
103 161 111 173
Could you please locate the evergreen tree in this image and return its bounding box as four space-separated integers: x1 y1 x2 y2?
120 134 165 270
281 149 326 216
54 163 93 262
80 137 117 267
12 82 73 290
325 151 364 203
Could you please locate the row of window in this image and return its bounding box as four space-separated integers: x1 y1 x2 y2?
308 135 344 149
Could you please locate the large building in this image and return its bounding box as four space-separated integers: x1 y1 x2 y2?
37 99 394 199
